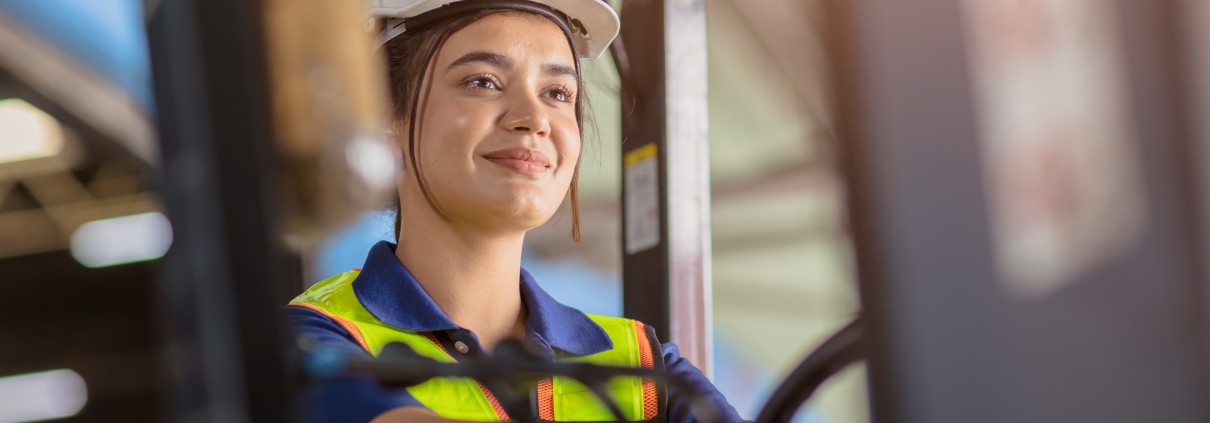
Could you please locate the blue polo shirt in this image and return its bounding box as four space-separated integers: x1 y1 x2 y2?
285 241 745 422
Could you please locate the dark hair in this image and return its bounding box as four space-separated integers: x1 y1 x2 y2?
384 9 585 242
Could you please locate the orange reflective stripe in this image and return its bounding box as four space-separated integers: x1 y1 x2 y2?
476 381 510 421
422 333 452 358
288 302 370 352
634 320 659 420
421 333 510 421
537 377 555 420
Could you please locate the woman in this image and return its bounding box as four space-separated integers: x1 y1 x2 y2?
286 0 744 421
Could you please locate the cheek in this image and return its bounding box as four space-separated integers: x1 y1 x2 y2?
553 122 582 171
419 100 491 165
555 142 580 191
445 106 477 134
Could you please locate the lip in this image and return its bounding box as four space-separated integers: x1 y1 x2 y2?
482 148 551 175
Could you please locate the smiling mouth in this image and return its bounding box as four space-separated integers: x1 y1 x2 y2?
483 148 551 175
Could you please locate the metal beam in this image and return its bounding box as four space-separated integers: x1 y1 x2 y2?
1181 0 1210 362
619 0 712 374
146 0 295 420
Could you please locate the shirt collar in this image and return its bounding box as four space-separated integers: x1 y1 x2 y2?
352 241 613 357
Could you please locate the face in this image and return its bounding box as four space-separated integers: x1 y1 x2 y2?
400 12 581 234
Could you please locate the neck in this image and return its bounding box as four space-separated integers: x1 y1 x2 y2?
396 208 529 352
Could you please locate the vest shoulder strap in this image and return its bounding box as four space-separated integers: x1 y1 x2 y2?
290 272 508 420
288 270 448 360
533 314 667 422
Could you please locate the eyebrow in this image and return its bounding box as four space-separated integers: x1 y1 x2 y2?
446 51 577 79
542 63 577 79
447 51 512 71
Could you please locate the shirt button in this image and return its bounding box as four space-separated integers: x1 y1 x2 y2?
454 340 470 354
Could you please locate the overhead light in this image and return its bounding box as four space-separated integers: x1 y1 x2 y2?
70 211 173 268
0 369 87 423
0 98 64 164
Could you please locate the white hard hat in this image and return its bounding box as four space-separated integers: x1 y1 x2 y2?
366 0 620 61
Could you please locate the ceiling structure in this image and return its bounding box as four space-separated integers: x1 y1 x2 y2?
0 8 157 261
0 5 166 421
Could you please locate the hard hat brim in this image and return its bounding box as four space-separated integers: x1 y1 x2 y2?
368 0 620 61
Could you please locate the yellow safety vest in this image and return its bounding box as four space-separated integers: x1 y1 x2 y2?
289 270 665 421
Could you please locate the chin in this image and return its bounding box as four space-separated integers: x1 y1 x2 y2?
476 191 559 229
499 203 557 229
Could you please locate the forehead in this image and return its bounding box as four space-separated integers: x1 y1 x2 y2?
436 12 576 69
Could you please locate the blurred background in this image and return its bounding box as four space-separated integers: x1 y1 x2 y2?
0 1 164 421
2 0 1210 422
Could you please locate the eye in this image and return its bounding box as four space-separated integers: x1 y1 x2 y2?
463 74 501 90
545 84 576 103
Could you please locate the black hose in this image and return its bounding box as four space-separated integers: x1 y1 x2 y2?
754 317 866 423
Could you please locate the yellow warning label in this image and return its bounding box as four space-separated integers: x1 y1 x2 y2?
623 143 658 168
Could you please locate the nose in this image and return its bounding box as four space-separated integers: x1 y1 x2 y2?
500 92 551 137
